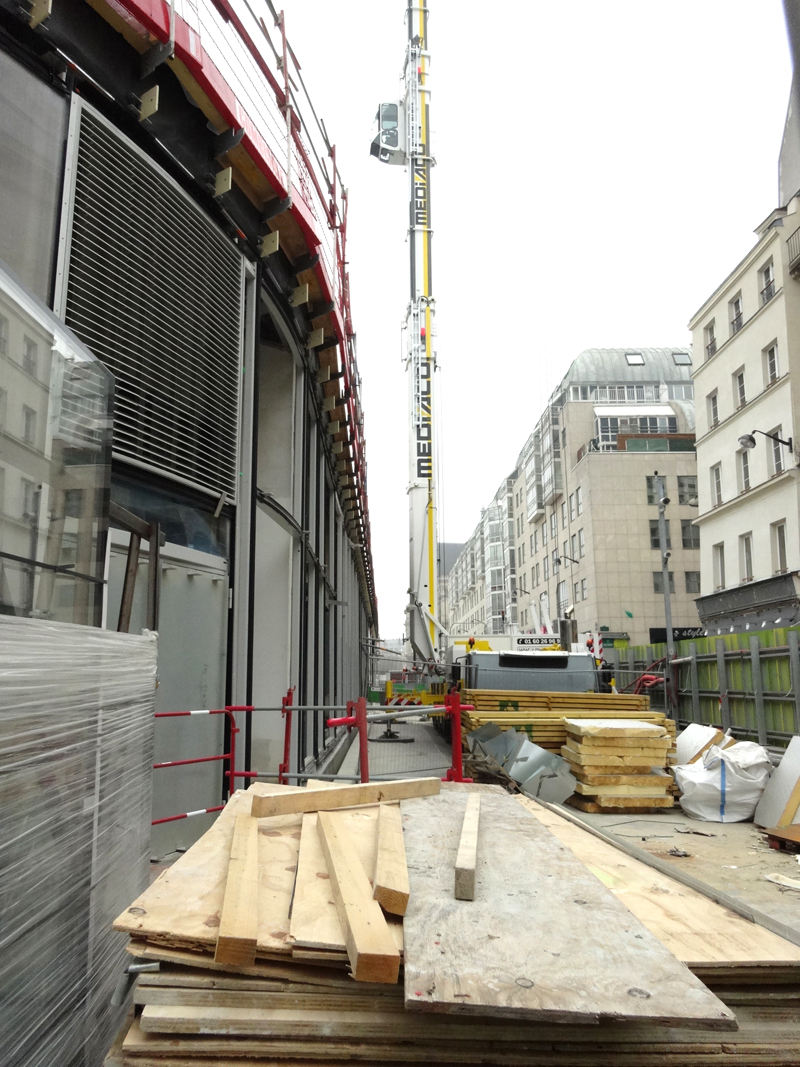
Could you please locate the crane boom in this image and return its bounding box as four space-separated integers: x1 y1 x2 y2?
371 2 442 664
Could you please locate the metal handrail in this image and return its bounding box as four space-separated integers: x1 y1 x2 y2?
730 313 743 334
761 280 776 304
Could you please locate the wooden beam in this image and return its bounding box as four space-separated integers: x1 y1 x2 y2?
316 810 400 984
290 283 310 307
214 814 259 967
373 803 409 916
259 231 279 257
250 778 440 819
454 793 480 900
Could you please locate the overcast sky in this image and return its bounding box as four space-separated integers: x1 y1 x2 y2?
285 0 793 638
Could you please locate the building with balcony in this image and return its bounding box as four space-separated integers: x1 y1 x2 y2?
448 349 702 648
689 201 800 632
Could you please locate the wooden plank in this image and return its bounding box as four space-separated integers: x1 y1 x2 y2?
519 798 800 968
373 803 410 916
315 809 400 984
113 785 304 956
567 795 674 812
289 808 404 953
564 719 667 738
134 984 403 1012
574 782 671 797
570 768 669 786
454 793 480 900
562 746 666 766
400 786 735 1026
251 777 440 818
214 813 259 966
566 734 670 749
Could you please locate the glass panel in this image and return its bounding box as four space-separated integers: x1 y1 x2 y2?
0 262 112 625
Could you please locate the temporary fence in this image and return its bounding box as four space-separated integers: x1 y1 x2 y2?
151 691 473 824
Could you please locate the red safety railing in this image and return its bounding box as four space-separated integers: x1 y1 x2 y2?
278 687 295 785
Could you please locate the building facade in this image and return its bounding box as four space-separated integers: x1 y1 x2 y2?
689 203 800 632
0 1 377 847
448 349 703 648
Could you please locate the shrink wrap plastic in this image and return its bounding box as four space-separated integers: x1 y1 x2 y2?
0 615 157 1067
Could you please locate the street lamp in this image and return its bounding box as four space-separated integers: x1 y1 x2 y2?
738 429 794 452
554 554 580 568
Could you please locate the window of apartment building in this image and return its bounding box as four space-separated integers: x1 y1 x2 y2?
573 581 580 603
740 533 754 582
535 563 540 586
0 314 8 356
578 528 585 557
550 512 557 539
711 464 722 506
625 352 645 366
552 549 559 573
22 336 38 378
649 519 671 549
0 387 6 431
518 542 525 566
704 320 717 359
561 502 567 528
581 577 587 600
556 581 568 616
729 293 743 335
713 543 726 589
571 532 578 559
738 448 751 492
543 557 549 581
770 426 785 475
760 259 776 305
22 406 36 446
646 475 659 505
707 390 719 428
685 571 701 594
677 475 697 505
576 486 583 514
569 493 576 520
733 368 746 409
542 521 547 546
531 530 537 554
764 342 779 385
672 350 692 366
653 571 675 594
21 477 36 518
681 519 700 549
772 521 788 573
668 383 695 400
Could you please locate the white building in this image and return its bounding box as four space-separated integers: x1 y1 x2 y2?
689 203 800 632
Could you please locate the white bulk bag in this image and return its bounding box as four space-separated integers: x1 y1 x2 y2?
676 742 771 822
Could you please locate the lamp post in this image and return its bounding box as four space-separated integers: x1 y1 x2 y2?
738 429 793 453
654 471 675 715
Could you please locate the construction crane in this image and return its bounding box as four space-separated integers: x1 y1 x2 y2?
371 1 443 666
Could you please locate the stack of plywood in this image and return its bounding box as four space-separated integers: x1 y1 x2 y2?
461 689 671 753
562 718 675 813
106 781 800 1067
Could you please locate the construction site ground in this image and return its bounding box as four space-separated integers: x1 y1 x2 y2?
566 804 800 936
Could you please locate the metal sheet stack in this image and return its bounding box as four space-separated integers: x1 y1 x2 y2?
562 718 676 812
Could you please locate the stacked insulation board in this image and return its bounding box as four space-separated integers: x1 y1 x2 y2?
562 718 676 813
461 689 672 753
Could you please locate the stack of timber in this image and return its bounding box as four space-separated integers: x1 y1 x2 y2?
107 780 800 1066
562 718 675 813
461 688 673 753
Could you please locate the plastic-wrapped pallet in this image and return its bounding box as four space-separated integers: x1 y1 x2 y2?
0 615 157 1067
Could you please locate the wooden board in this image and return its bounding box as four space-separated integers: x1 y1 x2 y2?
454 793 480 900
289 808 404 954
215 813 259 966
251 777 441 818
400 786 735 1026
574 782 671 797
566 734 670 750
519 799 800 969
316 810 400 984
755 736 800 828
567 795 674 812
133 984 403 1013
562 753 656 775
564 719 667 738
562 746 666 767
570 768 670 786
373 803 410 916
114 785 304 955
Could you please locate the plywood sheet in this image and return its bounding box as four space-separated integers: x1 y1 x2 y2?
400 786 735 1027
521 799 800 968
289 807 403 954
114 785 303 956
755 736 800 827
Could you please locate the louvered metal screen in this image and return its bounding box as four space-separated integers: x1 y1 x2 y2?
63 106 243 501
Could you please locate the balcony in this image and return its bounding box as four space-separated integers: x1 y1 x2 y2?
761 280 776 305
706 339 717 359
730 313 743 335
789 225 800 276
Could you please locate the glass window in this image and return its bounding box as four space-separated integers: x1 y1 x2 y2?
550 512 557 538
738 450 750 492
23 336 37 377
578 528 585 557
22 405 37 446
740 533 753 582
625 352 645 365
543 557 549 581
681 519 700 549
573 581 580 603
649 519 670 549
711 464 722 506
646 475 659 505
561 502 567 527
677 475 697 505
713 543 726 589
542 521 547 546
581 577 587 600
773 522 788 573
707 391 719 427
705 320 716 359
735 370 746 408
569 492 575 520
766 343 779 384
0 314 7 356
576 486 582 514
653 571 675 593
571 532 577 558
730 294 743 334
556 580 568 616
771 428 785 475
672 351 692 365
685 571 700 593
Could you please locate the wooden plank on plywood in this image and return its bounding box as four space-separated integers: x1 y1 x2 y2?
454 793 480 900
250 777 440 818
315 810 400 984
373 803 410 916
214 813 259 966
400 785 734 1026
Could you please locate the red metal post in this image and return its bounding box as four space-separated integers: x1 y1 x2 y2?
355 696 369 783
278 687 295 785
443 692 473 783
